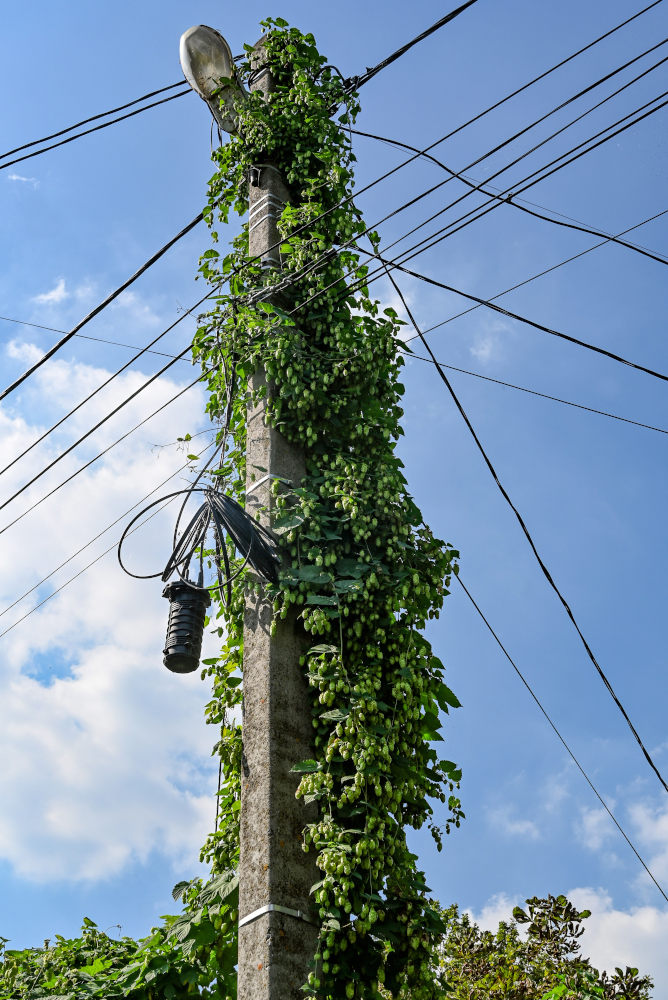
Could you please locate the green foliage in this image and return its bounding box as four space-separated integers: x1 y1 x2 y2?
434 894 653 1000
0 871 239 999
194 15 463 1000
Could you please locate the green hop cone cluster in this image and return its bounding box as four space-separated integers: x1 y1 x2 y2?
194 18 463 1000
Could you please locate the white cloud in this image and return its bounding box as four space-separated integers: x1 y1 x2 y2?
6 339 45 365
542 771 570 813
469 891 520 930
0 351 221 883
33 278 68 305
73 280 97 303
569 887 668 993
577 804 618 852
488 804 540 840
7 172 39 188
470 334 496 363
628 800 668 887
111 289 160 328
469 318 514 365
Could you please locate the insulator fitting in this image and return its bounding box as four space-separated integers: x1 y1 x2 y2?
162 580 211 674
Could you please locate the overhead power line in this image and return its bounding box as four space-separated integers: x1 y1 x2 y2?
0 313 193 361
455 574 668 905
411 207 668 343
357 69 668 285
350 118 668 269
0 212 204 404
0 461 191 626
0 2 478 174
0 82 189 162
0 367 207 540
386 89 668 266
1 0 654 183
0 89 190 173
383 265 668 797
284 60 668 342
346 0 481 90
402 349 668 436
3 0 657 413
345 31 668 280
3 5 666 561
214 1 668 303
0 291 207 480
0 494 177 643
376 254 668 383
305 97 668 362
0 338 196 514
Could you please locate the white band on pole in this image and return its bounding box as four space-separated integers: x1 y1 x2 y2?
238 903 317 929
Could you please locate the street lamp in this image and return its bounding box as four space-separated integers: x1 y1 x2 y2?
179 24 247 134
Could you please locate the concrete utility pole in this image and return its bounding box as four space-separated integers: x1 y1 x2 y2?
179 27 319 1000
237 43 319 1000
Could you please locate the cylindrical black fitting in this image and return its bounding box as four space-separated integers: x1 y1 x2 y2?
162 580 211 674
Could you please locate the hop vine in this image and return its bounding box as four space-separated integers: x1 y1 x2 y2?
195 18 463 1000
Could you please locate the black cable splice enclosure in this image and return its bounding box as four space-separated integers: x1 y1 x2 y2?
162 580 211 673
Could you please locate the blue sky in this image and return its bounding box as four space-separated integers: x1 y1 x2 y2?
1 0 667 991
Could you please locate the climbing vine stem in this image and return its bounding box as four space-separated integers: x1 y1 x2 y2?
196 17 463 1000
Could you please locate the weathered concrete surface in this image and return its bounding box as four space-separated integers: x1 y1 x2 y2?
237 42 319 1000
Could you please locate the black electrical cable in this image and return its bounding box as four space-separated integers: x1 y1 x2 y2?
0 50 636 422
410 207 668 344
0 291 208 480
0 339 196 513
6 25 668 538
117 487 279 602
0 90 191 172
0 366 208 540
401 349 668 436
0 460 191 626
349 121 668 269
0 82 189 161
3 1 656 414
346 35 668 282
207 2 668 310
0 211 204 403
269 63 668 338
454 574 668 905
375 254 668 383
0 313 194 361
6 250 665 540
10 300 666 437
0 0 657 378
298 94 668 356
383 265 668 796
377 88 668 274
5 8 666 616
0 494 178 643
269 151 668 389
350 64 668 292
345 0 481 91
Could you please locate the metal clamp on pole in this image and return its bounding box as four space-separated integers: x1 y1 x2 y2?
238 903 317 930
245 474 292 496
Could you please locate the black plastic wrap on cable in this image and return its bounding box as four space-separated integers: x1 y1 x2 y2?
118 483 281 676
162 579 211 674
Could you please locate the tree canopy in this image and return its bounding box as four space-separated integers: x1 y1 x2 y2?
433 893 652 1000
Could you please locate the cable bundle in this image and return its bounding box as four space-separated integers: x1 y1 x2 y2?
160 487 280 603
118 484 280 673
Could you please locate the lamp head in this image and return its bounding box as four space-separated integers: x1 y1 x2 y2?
179 25 247 134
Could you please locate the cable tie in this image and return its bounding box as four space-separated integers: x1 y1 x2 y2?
238 903 316 930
